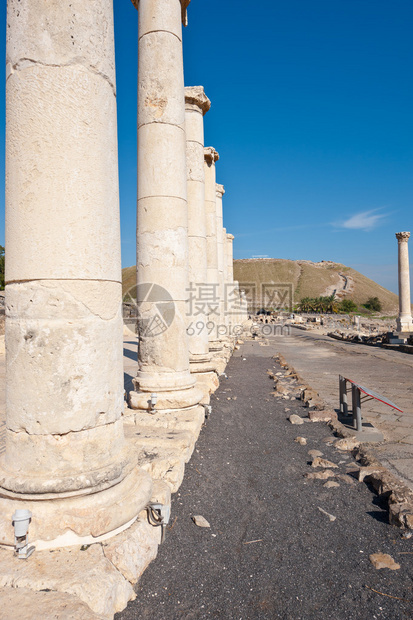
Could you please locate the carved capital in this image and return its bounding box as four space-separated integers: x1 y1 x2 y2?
226 233 234 241
396 231 411 242
185 86 211 115
204 147 219 165
216 183 225 198
131 0 191 26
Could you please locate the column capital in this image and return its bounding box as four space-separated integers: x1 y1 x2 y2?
216 183 225 197
396 231 411 242
226 233 234 241
131 0 191 25
185 86 211 115
204 146 219 165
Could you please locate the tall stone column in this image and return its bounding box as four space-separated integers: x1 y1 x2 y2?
129 0 204 417
396 232 413 332
226 233 235 284
185 86 218 400
216 184 229 351
204 148 224 357
225 233 237 336
0 0 152 549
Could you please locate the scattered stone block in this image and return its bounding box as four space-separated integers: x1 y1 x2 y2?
323 481 340 488
312 457 338 469
305 470 336 480
334 437 361 451
369 553 400 570
308 410 335 422
358 466 388 483
289 414 304 425
308 449 323 458
295 437 307 446
192 515 210 528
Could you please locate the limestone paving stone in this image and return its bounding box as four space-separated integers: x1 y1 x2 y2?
0 587 106 620
0 544 134 618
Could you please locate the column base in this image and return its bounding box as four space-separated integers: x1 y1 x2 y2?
128 384 204 412
396 316 413 333
0 459 152 549
192 371 220 403
189 357 220 403
209 340 224 353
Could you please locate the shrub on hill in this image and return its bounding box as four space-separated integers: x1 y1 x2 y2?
338 299 358 313
363 296 382 312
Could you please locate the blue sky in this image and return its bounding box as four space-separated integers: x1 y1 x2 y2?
0 0 412 295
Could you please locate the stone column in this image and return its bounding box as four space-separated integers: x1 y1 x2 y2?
0 0 152 549
204 148 224 357
185 86 219 400
226 233 235 284
215 184 230 352
396 232 413 332
225 233 237 337
129 0 204 418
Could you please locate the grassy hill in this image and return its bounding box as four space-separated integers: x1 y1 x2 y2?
122 265 137 297
233 259 399 314
122 259 400 314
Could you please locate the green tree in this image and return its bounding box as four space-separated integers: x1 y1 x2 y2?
364 296 382 312
339 299 358 313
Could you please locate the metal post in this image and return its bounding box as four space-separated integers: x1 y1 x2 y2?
351 384 362 431
339 376 348 416
339 375 344 413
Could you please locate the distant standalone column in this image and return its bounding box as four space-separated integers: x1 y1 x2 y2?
396 232 413 333
1 0 151 548
129 0 203 414
185 86 218 399
204 148 223 355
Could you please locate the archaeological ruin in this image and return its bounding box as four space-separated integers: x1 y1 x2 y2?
0 1 410 618
0 0 248 615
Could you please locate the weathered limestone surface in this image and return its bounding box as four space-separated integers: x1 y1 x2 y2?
0 588 105 620
225 233 238 335
129 0 203 416
102 511 162 585
185 86 219 400
216 184 232 355
396 232 413 333
0 545 134 618
204 147 224 359
2 0 152 547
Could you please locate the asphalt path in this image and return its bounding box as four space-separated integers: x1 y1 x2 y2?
116 341 413 620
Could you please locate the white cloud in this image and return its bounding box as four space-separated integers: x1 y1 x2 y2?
334 209 387 231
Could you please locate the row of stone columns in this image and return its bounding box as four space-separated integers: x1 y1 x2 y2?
0 0 248 549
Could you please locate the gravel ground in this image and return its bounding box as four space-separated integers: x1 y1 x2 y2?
116 341 413 620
